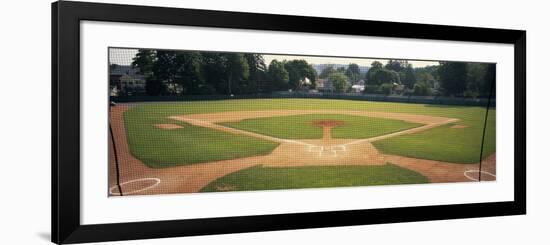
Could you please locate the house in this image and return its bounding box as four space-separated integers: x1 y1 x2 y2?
316 79 334 92
349 79 366 92
120 74 146 91
392 83 405 94
300 77 311 86
298 77 312 90
351 84 365 93
109 65 146 95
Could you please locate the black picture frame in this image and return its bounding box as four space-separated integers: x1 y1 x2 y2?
52 1 526 244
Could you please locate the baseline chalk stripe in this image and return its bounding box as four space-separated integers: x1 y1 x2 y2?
463 170 496 181
109 178 161 196
331 145 346 156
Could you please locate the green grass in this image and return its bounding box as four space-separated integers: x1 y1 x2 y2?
372 122 493 163
123 99 495 166
221 114 422 139
124 113 279 168
373 111 495 163
200 164 430 192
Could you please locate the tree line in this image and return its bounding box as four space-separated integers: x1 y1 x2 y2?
130 49 317 96
128 49 495 98
361 59 495 97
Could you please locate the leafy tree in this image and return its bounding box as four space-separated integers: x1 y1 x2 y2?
319 65 336 79
385 59 408 72
145 78 166 96
345 63 361 83
174 51 203 95
402 64 416 89
369 68 400 85
380 83 393 95
464 63 484 98
371 61 384 69
464 63 495 98
416 65 440 81
226 53 249 94
153 51 181 95
131 49 156 77
328 71 348 93
200 53 248 94
363 84 381 94
365 61 383 83
438 62 468 96
267 60 289 90
146 50 206 95
413 80 432 96
202 53 229 94
243 53 267 94
415 70 436 87
284 59 317 89
306 67 318 88
482 64 496 98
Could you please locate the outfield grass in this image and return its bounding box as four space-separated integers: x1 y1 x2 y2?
123 99 495 166
221 114 422 139
200 164 430 192
372 107 495 163
373 121 494 163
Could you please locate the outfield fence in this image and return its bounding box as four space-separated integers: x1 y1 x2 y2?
111 92 495 107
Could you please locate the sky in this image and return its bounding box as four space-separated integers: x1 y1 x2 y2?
109 48 439 68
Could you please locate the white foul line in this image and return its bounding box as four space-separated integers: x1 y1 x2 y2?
109 178 161 196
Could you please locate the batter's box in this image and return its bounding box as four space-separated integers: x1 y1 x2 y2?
331 145 346 155
308 145 346 157
308 145 324 156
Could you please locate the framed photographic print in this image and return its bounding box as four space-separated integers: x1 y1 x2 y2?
52 1 526 244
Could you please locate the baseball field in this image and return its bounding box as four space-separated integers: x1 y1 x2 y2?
108 98 496 196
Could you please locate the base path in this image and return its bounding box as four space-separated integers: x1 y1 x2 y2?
170 109 458 125
109 106 495 196
170 109 460 147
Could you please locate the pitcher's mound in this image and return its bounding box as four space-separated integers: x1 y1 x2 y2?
155 123 184 129
312 120 345 127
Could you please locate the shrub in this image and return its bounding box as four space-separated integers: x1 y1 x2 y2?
380 83 393 95
196 84 217 95
364 85 380 94
145 78 167 96
413 81 432 96
328 72 349 93
463 90 479 98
